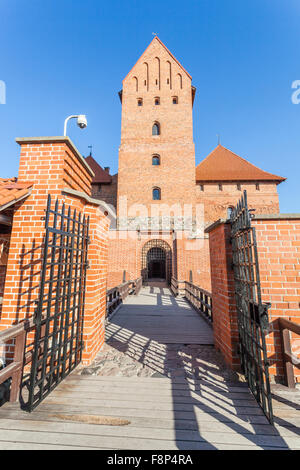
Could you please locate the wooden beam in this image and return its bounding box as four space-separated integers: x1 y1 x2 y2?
0 214 12 226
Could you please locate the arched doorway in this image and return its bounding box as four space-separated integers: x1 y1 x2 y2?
141 240 172 284
147 247 166 279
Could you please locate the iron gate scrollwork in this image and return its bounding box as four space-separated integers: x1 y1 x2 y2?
230 191 273 424
23 195 89 412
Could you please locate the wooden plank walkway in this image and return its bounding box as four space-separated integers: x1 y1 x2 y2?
0 286 299 450
106 285 214 345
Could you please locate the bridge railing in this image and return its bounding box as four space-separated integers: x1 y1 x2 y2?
184 281 213 323
106 277 142 319
170 277 178 296
170 277 186 297
279 317 300 388
171 277 213 324
0 318 35 403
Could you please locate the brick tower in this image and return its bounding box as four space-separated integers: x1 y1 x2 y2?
104 36 284 290
117 36 197 225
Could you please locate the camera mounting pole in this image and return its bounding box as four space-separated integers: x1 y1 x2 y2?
63 114 87 136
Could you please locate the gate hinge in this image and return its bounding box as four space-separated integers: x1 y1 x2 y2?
33 299 40 325
259 302 271 333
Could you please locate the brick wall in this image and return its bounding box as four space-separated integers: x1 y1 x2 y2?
91 174 118 209
107 231 174 288
197 181 280 227
0 233 11 316
107 230 211 291
207 216 300 384
252 216 300 383
0 137 109 366
206 222 239 368
175 237 211 291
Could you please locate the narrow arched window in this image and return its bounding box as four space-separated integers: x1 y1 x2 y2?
177 73 182 89
166 60 172 88
137 98 143 106
153 187 161 200
152 155 160 165
154 97 160 105
144 62 149 91
155 57 160 89
152 122 160 136
172 96 178 104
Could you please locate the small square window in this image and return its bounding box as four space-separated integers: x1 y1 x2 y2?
200 184 204 191
219 184 223 191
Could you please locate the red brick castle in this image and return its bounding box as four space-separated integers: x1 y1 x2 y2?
87 36 285 290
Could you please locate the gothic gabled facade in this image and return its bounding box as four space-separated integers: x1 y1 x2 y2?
86 36 285 290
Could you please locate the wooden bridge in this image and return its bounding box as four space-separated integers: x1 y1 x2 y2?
0 286 299 450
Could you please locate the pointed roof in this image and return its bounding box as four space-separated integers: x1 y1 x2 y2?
196 145 285 183
123 36 192 82
85 156 112 184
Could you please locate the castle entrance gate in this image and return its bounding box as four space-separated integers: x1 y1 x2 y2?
141 240 172 284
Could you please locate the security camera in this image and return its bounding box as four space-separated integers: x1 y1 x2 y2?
63 114 88 136
77 115 87 129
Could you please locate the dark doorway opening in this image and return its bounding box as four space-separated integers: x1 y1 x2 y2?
147 247 166 280
148 260 166 279
141 240 172 284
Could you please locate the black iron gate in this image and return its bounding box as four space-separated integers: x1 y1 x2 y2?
23 195 89 412
230 191 273 424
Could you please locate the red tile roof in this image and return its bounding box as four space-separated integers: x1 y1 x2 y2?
196 145 285 182
0 178 32 211
85 156 112 184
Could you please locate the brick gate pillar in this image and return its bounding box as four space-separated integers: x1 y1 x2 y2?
0 137 110 365
205 220 240 369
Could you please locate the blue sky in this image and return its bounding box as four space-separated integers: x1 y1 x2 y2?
0 0 299 212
